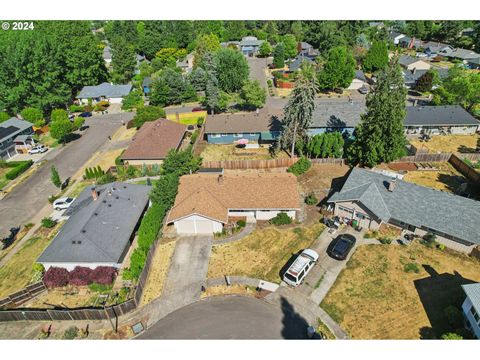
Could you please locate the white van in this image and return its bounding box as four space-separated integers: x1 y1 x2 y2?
283 249 319 287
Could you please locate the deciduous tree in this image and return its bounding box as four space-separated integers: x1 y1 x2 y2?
317 46 356 91
239 80 266 110
362 40 388 73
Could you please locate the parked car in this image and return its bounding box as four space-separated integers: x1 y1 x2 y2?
322 217 340 230
283 249 319 287
52 197 74 211
327 234 356 260
28 145 48 154
358 85 369 95
191 107 204 112
79 112 92 118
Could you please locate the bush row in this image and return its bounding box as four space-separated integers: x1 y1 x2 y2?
5 160 33 180
43 266 117 288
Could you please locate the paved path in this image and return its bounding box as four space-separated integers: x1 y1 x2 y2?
0 113 133 238
137 295 308 339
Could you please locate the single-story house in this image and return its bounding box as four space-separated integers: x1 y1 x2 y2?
0 118 34 160
422 41 452 56
288 55 314 73
398 35 413 48
368 21 385 28
176 53 194 73
461 27 475 37
328 167 480 248
462 283 480 339
121 119 186 166
77 82 133 104
37 182 150 271
204 109 283 144
439 47 480 62
402 67 449 89
142 77 152 95
404 105 480 135
389 32 407 46
308 100 366 136
297 42 320 59
239 36 264 57
347 70 368 90
166 173 300 235
399 55 431 71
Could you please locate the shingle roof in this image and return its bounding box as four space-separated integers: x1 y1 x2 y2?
399 55 428 67
38 182 150 264
167 173 300 223
142 77 152 87
0 118 32 142
239 36 264 47
121 119 186 160
423 42 451 53
205 109 283 134
405 105 480 127
441 48 479 60
310 100 366 129
103 46 112 60
354 70 367 82
77 82 132 99
329 168 480 245
462 283 480 315
288 55 314 72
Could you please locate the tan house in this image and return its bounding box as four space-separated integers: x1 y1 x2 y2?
121 119 186 166
399 55 431 71
166 172 300 235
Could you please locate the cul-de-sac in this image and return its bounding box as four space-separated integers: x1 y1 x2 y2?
0 20 479 340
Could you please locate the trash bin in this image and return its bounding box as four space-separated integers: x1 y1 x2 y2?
307 326 316 339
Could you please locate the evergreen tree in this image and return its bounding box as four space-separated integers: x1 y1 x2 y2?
362 40 388 73
50 166 61 188
347 56 407 167
203 53 221 114
273 42 285 68
317 46 356 91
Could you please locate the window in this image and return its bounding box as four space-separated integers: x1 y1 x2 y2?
248 133 256 136
471 307 480 324
356 212 369 220
210 134 221 138
233 133 243 137
338 206 353 214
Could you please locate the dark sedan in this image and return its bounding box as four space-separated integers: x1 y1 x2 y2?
327 234 356 260
79 112 92 117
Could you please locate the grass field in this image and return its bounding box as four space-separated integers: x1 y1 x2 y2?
298 164 350 201
38 133 59 148
410 134 479 154
200 144 289 161
166 111 207 125
321 243 480 339
208 223 325 284
403 162 465 193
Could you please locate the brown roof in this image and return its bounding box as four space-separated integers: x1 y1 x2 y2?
167 173 300 223
121 119 186 160
205 109 283 134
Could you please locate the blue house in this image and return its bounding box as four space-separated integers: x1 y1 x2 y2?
239 36 264 57
308 100 365 136
205 110 282 144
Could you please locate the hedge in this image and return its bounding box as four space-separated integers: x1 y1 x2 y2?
137 203 167 252
43 266 117 288
43 267 69 288
5 160 33 180
90 266 117 285
68 266 93 286
270 212 293 225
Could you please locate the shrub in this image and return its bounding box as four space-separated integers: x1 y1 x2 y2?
90 266 117 285
97 172 117 185
190 129 199 144
69 104 84 113
73 117 85 130
404 262 420 273
31 263 45 283
236 220 246 228
41 217 57 228
196 117 204 127
422 232 437 247
43 267 69 288
126 119 136 129
305 193 318 205
441 332 463 340
437 243 446 251
270 212 293 226
83 105 93 112
123 249 146 280
88 283 112 293
5 160 33 180
137 203 167 252
68 266 93 286
363 231 378 239
63 326 79 340
287 157 311 176
378 237 392 245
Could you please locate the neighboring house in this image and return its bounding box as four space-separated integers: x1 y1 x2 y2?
204 109 282 144
368 21 385 28
308 100 366 136
121 119 186 166
176 53 194 73
439 47 479 62
142 77 152 95
404 105 480 135
461 27 475 37
297 42 320 59
166 173 300 235
466 57 480 70
389 32 407 45
422 41 452 56
399 55 431 71
37 183 150 271
287 55 314 73
328 167 480 249
239 36 264 57
0 118 34 160
462 283 480 339
402 67 448 89
397 35 412 48
220 41 240 50
102 45 112 67
347 70 368 90
77 82 133 104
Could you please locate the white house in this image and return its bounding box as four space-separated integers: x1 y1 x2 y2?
166 173 300 235
461 283 480 339
76 82 132 104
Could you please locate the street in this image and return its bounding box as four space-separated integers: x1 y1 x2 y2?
0 113 133 237
247 57 270 89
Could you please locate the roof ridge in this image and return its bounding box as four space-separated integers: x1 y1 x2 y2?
364 182 392 219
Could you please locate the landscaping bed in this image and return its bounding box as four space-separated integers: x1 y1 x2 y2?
321 242 480 339
207 223 325 284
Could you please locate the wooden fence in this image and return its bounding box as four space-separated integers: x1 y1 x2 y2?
393 152 453 163
310 158 345 165
202 157 299 170
449 153 480 183
0 236 161 322
455 152 480 162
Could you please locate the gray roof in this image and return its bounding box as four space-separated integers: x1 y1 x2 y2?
142 77 152 87
405 105 480 127
399 55 426 67
38 182 150 265
77 82 132 99
288 55 314 72
462 283 480 315
205 109 283 134
440 47 479 60
300 42 313 50
0 118 33 142
14 134 33 142
468 57 480 65
310 100 366 129
403 67 449 86
239 36 264 47
329 168 480 245
423 42 451 53
355 70 367 82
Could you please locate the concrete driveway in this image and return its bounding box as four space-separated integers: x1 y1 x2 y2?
247 57 270 90
0 113 133 237
137 295 308 339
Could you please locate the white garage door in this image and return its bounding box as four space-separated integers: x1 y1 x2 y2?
176 220 195 234
195 220 214 234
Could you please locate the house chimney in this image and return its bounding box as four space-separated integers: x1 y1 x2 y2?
388 179 397 192
218 174 224 184
91 187 98 201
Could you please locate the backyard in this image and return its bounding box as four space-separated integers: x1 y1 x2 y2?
410 134 479 154
207 223 325 284
402 162 466 193
297 164 350 202
200 144 289 162
321 242 480 339
166 111 207 125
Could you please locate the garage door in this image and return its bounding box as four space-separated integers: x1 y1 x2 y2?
195 220 214 234
176 220 195 234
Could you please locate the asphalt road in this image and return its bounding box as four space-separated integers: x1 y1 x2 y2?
137 296 308 339
0 113 133 237
247 57 270 89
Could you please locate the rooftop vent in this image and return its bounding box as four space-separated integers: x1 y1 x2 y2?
388 179 397 192
81 229 86 233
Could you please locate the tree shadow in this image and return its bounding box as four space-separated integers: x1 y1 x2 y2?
326 116 347 130
436 173 466 194
414 265 476 339
280 296 309 339
457 145 478 154
64 133 82 144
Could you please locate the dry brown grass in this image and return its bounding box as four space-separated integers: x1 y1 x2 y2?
208 223 325 283
321 243 480 339
298 164 350 201
410 134 479 154
140 240 176 306
200 144 289 162
403 162 465 193
200 284 257 299
25 287 99 309
111 126 137 142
